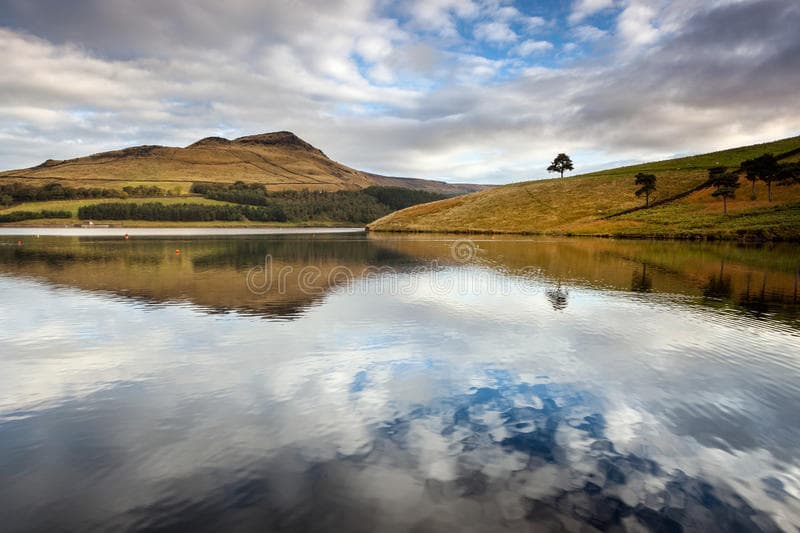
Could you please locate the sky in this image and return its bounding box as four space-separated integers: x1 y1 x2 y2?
0 0 798 184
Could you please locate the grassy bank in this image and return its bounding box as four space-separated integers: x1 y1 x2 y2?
1 219 357 228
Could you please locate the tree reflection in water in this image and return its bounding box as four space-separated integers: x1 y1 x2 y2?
631 263 654 293
703 261 733 300
546 282 569 311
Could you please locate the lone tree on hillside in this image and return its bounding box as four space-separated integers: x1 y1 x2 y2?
547 153 574 178
709 167 740 215
634 173 657 207
741 153 780 202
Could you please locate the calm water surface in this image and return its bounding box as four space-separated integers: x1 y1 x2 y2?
1 231 799 532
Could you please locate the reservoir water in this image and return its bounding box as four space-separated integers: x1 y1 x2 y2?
1 230 799 532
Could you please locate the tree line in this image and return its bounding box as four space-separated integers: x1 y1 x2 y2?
545 151 800 216
0 210 71 223
1 180 448 224
630 153 800 215
190 182 447 223
0 182 170 206
77 202 289 222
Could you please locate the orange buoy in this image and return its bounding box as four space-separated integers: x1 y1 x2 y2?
175 249 181 254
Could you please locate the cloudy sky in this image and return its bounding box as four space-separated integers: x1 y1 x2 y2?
0 0 798 183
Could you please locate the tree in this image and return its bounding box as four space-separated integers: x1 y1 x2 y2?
776 162 800 186
547 153 574 178
741 153 780 202
709 168 740 215
740 160 759 199
708 166 727 181
0 194 12 207
634 173 657 207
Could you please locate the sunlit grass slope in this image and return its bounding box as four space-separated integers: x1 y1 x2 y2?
368 136 800 239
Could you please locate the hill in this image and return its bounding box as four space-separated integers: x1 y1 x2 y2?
368 136 800 240
0 131 483 196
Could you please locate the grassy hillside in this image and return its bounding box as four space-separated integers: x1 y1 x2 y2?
368 136 800 240
0 131 484 196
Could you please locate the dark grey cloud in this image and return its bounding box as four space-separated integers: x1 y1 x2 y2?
0 0 335 58
564 0 800 150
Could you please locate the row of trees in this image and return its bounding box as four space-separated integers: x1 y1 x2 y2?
740 153 799 202
1 180 446 225
0 182 170 206
708 155 800 215
77 202 288 222
190 182 447 224
630 153 800 215
121 185 171 197
0 209 71 223
361 186 449 210
0 182 121 205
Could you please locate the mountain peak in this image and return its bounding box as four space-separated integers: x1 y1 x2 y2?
233 131 325 156
187 136 231 148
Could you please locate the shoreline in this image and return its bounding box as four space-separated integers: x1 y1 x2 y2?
0 226 365 237
366 226 800 242
0 219 358 229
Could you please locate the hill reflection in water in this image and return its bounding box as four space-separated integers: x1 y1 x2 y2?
0 233 797 322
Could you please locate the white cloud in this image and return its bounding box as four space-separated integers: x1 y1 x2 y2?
522 16 548 31
569 0 617 24
490 4 546 30
494 5 523 21
406 0 479 36
512 40 554 56
617 0 661 48
573 24 608 41
474 21 518 43
356 35 394 62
